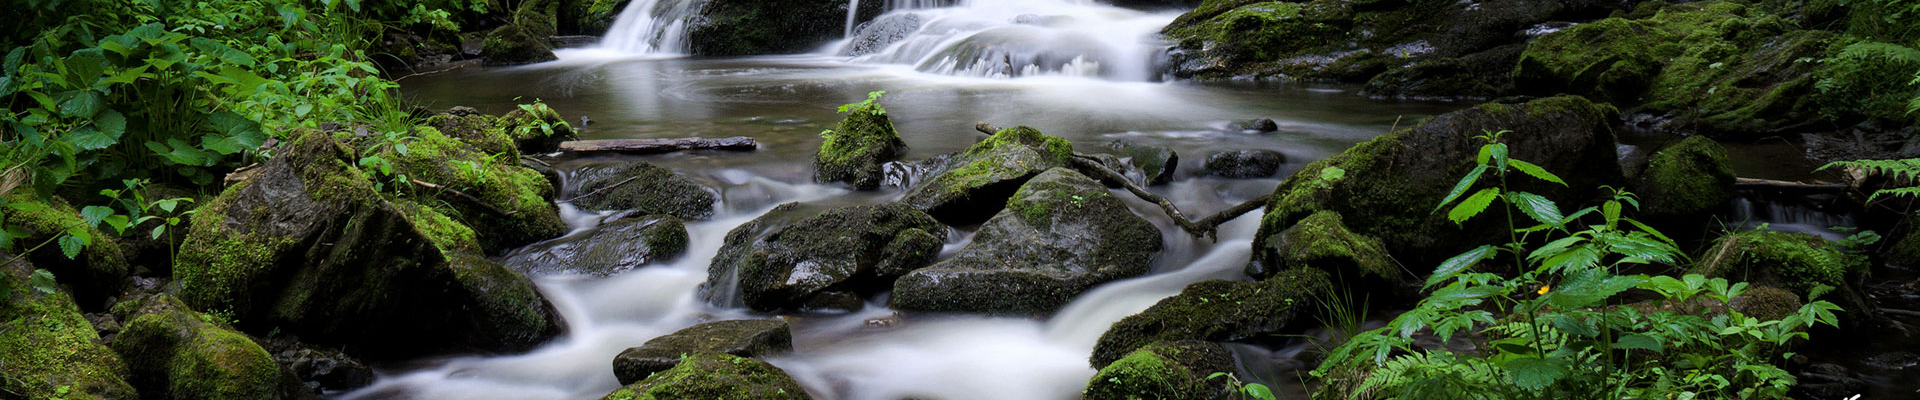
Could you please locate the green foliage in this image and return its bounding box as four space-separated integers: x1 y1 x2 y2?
1820 158 1920 201
28 268 57 294
835 90 888 115
1815 41 1920 124
1208 372 1280 400
1315 131 1842 400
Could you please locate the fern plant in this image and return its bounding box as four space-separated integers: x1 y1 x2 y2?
1820 158 1920 201
1313 130 1843 400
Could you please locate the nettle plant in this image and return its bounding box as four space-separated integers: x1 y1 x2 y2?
1312 130 1842 400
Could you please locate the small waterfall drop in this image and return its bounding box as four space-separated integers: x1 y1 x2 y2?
600 0 706 54
834 0 1178 80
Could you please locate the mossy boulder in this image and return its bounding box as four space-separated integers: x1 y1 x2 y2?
1731 285 1804 321
482 23 557 66
684 0 885 56
560 0 633 35
502 214 688 277
611 319 792 385
173 130 562 360
902 126 1076 225
0 256 137 400
498 105 579 155
426 112 515 157
814 99 907 190
0 191 129 308
1514 2 1836 136
1258 96 1624 267
702 202 943 312
1248 211 1402 294
893 168 1162 316
566 162 718 220
1082 341 1236 400
1091 267 1331 368
1110 142 1179 185
109 294 307 400
1694 229 1869 316
1634 135 1736 223
1203 149 1284 179
379 127 568 253
596 352 811 400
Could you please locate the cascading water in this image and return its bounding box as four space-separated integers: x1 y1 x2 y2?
599 0 707 54
834 0 1179 80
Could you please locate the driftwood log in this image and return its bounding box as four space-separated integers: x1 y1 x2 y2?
975 122 1265 240
1733 177 1849 194
557 137 758 154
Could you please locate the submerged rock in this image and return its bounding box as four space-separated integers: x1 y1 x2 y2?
1258 96 1624 266
0 256 137 400
1236 118 1279 133
902 126 1076 225
1091 268 1331 368
1083 341 1236 400
612 319 793 385
703 203 943 312
567 162 719 220
814 96 908 189
842 13 923 57
502 214 688 277
893 168 1162 316
1203 149 1285 178
174 131 563 360
110 294 309 400
597 352 812 400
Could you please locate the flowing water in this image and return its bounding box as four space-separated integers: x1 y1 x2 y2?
347 1 1879 399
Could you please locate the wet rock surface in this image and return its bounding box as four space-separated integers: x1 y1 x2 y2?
503 214 689 277
1203 149 1285 178
703 202 944 312
567 162 719 220
612 319 794 386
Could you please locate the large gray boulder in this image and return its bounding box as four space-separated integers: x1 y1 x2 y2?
892 168 1162 316
901 126 1077 225
703 203 944 312
1091 268 1331 368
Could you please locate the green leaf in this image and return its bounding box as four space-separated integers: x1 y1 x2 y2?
189 37 256 66
1320 166 1345 183
151 225 167 240
1547 268 1647 309
29 269 58 294
1428 245 1494 288
103 215 131 235
57 234 84 259
1243 383 1275 400
1552 314 1599 337
56 90 105 118
80 206 113 226
1614 334 1664 352
201 135 245 155
1505 357 1566 391
68 126 116 150
1435 164 1487 213
95 109 126 139
209 111 265 148
1508 159 1567 186
1447 188 1500 225
1506 191 1564 227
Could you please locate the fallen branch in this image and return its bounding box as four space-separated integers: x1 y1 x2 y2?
558 137 758 154
1734 177 1848 194
409 179 512 216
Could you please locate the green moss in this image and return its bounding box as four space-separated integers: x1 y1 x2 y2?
0 191 129 303
1262 211 1396 283
1696 230 1856 298
175 179 297 319
596 352 811 400
443 253 555 345
641 218 690 258
112 294 283 400
1639 136 1735 216
429 114 516 157
393 199 482 255
814 102 905 189
384 127 565 252
1090 267 1332 367
1083 341 1233 400
0 267 136 400
497 105 577 154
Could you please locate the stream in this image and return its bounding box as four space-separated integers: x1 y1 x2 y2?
345 1 1867 399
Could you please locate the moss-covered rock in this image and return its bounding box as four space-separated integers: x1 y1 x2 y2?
814 99 907 190
502 214 688 277
380 127 568 253
0 256 137 400
567 162 718 220
109 294 306 400
1082 341 1236 400
901 126 1076 225
703 202 943 312
1091 267 1330 367
1258 96 1624 267
427 112 515 157
1731 285 1804 321
596 352 811 400
894 168 1162 316
1248 211 1401 294
684 0 885 56
497 104 579 155
173 130 562 360
1635 135 1736 221
611 319 792 385
1694 229 1869 320
0 191 129 308
482 24 557 66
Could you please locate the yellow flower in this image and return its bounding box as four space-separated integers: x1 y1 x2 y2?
1537 285 1551 295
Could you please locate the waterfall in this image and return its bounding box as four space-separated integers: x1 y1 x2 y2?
846 0 863 37
833 0 1179 80
599 0 706 54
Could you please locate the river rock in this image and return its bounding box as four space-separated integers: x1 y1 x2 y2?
257 337 373 395
502 214 688 277
597 352 812 400
685 0 885 56
1247 211 1403 295
567 162 719 220
1258 96 1625 267
842 13 923 57
612 319 793 385
1091 268 1330 367
0 255 138 400
892 168 1162 316
1109 142 1179 185
0 190 129 308
1634 136 1735 223
110 294 310 400
426 112 514 157
1236 118 1279 133
376 125 569 253
902 126 1076 225
814 94 908 189
703 203 944 312
1203 149 1285 178
173 130 563 360
482 23 557 66
1694 229 1870 321
1082 341 1236 400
